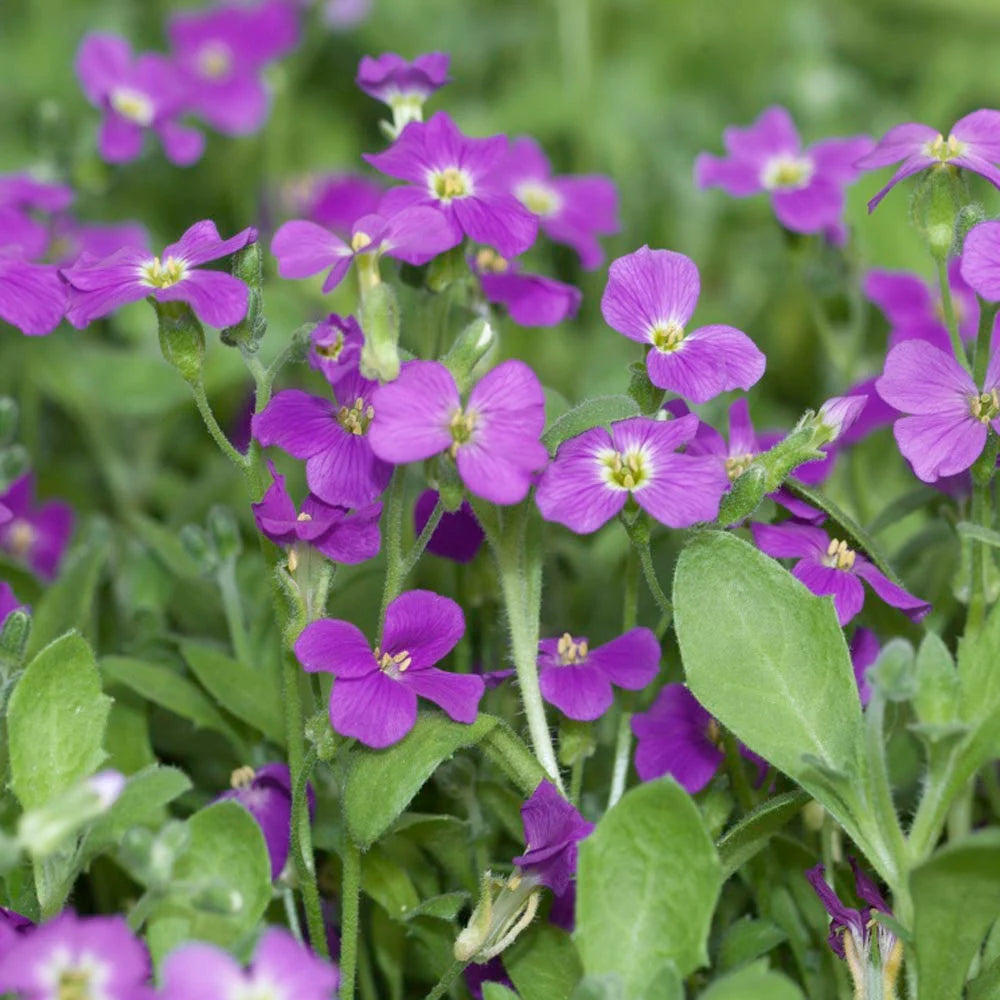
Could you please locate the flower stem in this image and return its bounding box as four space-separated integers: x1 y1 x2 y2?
217 559 254 668
606 711 632 811
723 730 754 814
936 258 972 373
281 885 305 944
378 468 407 632
190 379 250 469
339 838 362 1000
570 757 585 807
424 960 465 1000
401 498 444 578
292 745 329 958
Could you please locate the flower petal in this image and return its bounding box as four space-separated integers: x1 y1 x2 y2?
294 619 374 679
539 663 614 721
400 667 484 723
329 673 417 748
587 627 660 690
793 561 865 625
382 589 465 669
853 558 931 621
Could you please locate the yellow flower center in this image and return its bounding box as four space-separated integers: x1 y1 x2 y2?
430 167 471 202
58 969 92 1000
969 389 1000 424
650 320 685 353
761 154 814 190
197 41 233 80
556 632 589 665
448 408 478 457
140 255 187 289
725 453 755 482
337 397 374 435
5 518 36 558
600 448 649 491
315 331 346 359
515 180 561 217
351 231 373 252
375 646 412 675
109 87 155 126
925 133 965 162
475 248 509 274
230 765 256 790
825 538 856 571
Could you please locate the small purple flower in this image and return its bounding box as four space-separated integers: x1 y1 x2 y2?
369 359 548 506
61 220 257 329
537 628 660 721
856 110 1000 210
0 174 74 260
364 112 539 258
0 582 26 626
837 377 900 449
253 369 392 508
308 314 364 387
0 906 33 952
960 220 1000 304
0 256 65 336
511 780 593 896
751 520 930 626
0 474 74 581
162 926 338 1000
294 590 484 748
695 107 872 234
289 173 383 238
356 52 450 125
875 340 1000 483
48 216 150 267
472 249 581 327
850 628 879 708
76 33 204 166
323 0 371 29
464 958 514 1000
535 414 728 534
601 246 765 403
413 490 484 563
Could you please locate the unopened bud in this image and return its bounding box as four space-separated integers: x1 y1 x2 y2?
443 317 495 392
0 609 31 674
220 241 267 352
179 524 217 575
911 167 969 261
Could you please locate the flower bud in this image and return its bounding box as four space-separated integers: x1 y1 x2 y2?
207 505 242 562
179 524 217 575
627 360 663 414
220 241 267 353
910 166 969 261
0 609 31 675
454 870 541 963
154 300 206 385
427 245 467 293
359 282 401 382
442 317 495 393
716 462 767 526
0 444 29 490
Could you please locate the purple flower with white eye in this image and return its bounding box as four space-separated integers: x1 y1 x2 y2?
0 474 74 581
61 220 257 329
413 490 484 563
850 628 879 708
168 0 300 135
496 136 619 269
294 590 483 748
271 206 455 292
0 910 149 1000
253 369 392 509
875 340 1000 483
308 314 364 387
48 216 149 267
161 926 338 1000
0 256 65 336
356 52 450 128
856 110 1000 211
537 628 659 722
960 220 1000 305
0 582 27 626
751 520 930 626
295 172 383 238
364 112 538 258
695 107 872 235
535 414 729 534
0 174 74 260
471 249 581 327
252 460 382 564
601 246 765 403
75 33 204 166
369 359 548 505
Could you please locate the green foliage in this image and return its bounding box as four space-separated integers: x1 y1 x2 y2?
717 917 789 972
699 962 804 999
504 925 583 1000
541 395 641 452
716 790 810 880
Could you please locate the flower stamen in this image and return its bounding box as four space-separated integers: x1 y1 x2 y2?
556 632 589 665
650 320 685 353
825 537 856 571
337 397 375 435
140 255 187 289
430 167 471 202
969 389 1000 424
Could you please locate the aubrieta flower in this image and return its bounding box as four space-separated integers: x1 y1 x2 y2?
356 52 450 129
75 33 204 166
535 414 729 534
695 107 872 236
0 473 74 581
496 136 620 269
48 216 150 267
294 589 484 748
413 489 484 563
0 906 33 952
289 173 383 238
0 174 73 260
253 369 392 509
61 220 257 329
0 255 66 336
369 359 548 505
856 110 1000 210
364 112 539 258
751 520 930 626
308 314 364 387
161 926 338 1000
850 628 879 708
168 0 300 135
601 246 766 403
0 911 149 1000
959 219 1000 304
537 627 660 721
471 249 582 327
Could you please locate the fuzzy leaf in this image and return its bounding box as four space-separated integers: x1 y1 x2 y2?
716 790 810 880
542 395 640 451
700 962 804 999
504 925 583 1000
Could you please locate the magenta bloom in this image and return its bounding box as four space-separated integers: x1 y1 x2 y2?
537 628 659 721
695 107 872 234
837 377 900 449
0 582 26 626
292 173 383 238
168 0 300 135
356 52 450 111
752 520 930 626
369 360 548 505
511 780 593 895
308 314 364 387
0 174 73 260
364 112 538 258
294 590 484 748
960 220 1000 304
253 370 392 509
413 490 484 563
61 220 256 329
0 256 65 336
857 110 1000 210
850 628 879 708
0 911 149 999
76 33 204 166
472 251 581 327
272 206 455 292
535 413 728 534
0 474 74 581
496 136 619 269
601 246 765 403
162 927 338 1000
876 340 1000 482
49 216 150 266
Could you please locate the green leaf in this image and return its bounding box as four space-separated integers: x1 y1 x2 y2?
575 777 721 990
483 985 522 1000
716 790 810 881
699 962 804 1000
504 925 583 1000
910 831 1000 1000
344 712 498 849
570 975 625 1000
397 891 468 922
129 514 205 579
360 844 420 918
8 632 112 811
542 395 640 451
957 521 1000 548
717 917 788 971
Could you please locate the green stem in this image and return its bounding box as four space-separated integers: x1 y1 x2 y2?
281 885 305 944
401 498 444 578
339 838 362 1000
570 757 585 808
292 746 329 958
424 960 465 1000
191 380 250 469
723 730 754 814
937 258 971 372
606 711 632 810
622 544 639 631
378 469 407 631
217 560 255 667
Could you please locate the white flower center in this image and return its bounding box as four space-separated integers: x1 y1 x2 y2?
760 154 814 190
429 167 472 203
515 180 562 218
599 446 651 491
649 319 685 353
197 41 233 80
139 255 188 288
924 133 966 163
109 87 155 127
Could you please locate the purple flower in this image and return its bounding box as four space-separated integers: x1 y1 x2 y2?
472 249 581 327
0 174 73 260
286 173 383 238
837 377 900 449
695 107 872 234
252 460 382 564
294 590 484 748
0 256 65 336
0 582 26 626
875 340 1000 483
413 490 484 563
49 216 150 267
496 136 619 269
751 520 930 626
162 926 338 1000
61 220 257 329
168 0 300 135
0 907 33 952
368 359 548 505
75 33 204 166
355 52 450 121
308 314 364 387
511 780 593 896
0 911 149 999
535 414 728 534
364 112 538 258
323 0 371 29
0 474 74 581
850 628 879 708
537 628 660 721
601 246 765 403
253 370 392 508
960 220 1000 304
856 110 1000 210
464 958 514 1000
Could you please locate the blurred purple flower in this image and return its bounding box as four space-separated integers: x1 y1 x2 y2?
287 173 383 237
356 52 450 122
48 216 149 267
472 249 581 327
0 255 65 336
0 473 74 581
308 314 364 387
850 628 879 708
960 220 1000 304
413 490 484 563
0 174 73 260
